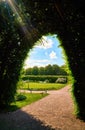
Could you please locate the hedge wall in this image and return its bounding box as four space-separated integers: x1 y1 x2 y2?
22 75 67 83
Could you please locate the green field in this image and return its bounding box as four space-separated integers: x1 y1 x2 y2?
18 81 67 91
1 93 48 112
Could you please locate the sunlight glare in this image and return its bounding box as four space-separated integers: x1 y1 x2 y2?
7 0 25 24
2 0 38 41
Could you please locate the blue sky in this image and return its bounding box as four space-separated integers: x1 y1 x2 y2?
24 35 65 69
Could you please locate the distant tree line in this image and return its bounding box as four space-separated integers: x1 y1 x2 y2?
25 64 67 75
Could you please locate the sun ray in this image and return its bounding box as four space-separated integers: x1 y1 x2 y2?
1 0 38 41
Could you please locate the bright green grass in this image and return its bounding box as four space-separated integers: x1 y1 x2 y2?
2 93 48 112
18 81 67 91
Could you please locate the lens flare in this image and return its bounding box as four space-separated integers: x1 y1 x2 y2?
1 0 38 41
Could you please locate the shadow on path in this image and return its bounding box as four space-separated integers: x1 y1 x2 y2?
0 110 55 130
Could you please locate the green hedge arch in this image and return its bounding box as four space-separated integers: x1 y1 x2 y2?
0 0 85 120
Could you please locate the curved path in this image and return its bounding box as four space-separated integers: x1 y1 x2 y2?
0 86 85 130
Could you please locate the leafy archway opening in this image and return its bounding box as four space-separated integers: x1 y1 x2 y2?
19 33 72 87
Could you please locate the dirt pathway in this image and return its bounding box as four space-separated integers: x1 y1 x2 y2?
0 86 85 130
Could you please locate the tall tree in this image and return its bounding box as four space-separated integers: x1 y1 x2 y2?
31 66 39 75
25 68 32 75
39 67 45 75
44 64 53 75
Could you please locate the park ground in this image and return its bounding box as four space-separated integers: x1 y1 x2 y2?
0 85 85 130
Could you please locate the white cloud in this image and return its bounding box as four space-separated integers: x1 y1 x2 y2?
49 51 57 59
24 59 50 69
35 59 49 63
36 36 53 49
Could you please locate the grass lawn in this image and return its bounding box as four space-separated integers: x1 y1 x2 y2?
4 82 66 112
18 82 67 91
1 93 48 112
1 82 67 112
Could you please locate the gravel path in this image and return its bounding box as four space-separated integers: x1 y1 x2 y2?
0 85 85 130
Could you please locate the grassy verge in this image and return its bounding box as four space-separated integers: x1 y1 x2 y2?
1 93 48 112
18 82 67 91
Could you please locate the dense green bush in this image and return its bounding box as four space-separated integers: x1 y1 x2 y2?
15 94 27 101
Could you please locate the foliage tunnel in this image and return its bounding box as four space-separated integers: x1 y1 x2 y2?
0 0 85 120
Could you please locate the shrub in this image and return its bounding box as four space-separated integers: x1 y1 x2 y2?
15 94 27 101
